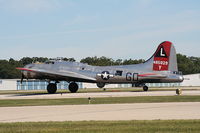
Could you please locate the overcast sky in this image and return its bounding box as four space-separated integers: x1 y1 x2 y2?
0 0 199 61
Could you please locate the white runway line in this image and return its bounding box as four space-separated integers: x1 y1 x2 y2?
0 102 200 122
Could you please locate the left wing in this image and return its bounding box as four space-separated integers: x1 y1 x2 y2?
16 67 96 82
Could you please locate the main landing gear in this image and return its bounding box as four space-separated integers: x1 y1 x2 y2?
47 82 79 94
143 85 149 91
68 82 79 93
47 83 57 94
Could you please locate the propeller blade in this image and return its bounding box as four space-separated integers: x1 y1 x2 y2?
20 74 24 84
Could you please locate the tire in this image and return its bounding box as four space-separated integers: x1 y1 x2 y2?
96 82 105 88
69 82 79 93
47 83 57 94
143 85 148 91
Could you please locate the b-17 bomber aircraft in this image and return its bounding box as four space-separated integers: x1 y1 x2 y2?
17 41 184 94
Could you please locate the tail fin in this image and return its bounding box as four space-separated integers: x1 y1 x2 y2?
145 41 178 72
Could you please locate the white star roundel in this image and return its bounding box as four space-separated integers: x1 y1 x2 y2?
101 71 110 80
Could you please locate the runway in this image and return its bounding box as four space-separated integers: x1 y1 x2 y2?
0 90 200 99
0 102 200 122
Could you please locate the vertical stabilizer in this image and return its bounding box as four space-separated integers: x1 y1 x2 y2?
145 41 178 72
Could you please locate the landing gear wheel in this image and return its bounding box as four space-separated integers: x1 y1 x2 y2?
47 83 57 94
96 82 105 88
143 85 148 91
68 82 79 93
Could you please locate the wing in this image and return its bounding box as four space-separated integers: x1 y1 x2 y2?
16 67 96 82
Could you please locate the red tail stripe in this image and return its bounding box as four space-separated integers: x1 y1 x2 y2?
138 73 157 77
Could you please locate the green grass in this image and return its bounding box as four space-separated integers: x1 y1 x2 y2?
0 120 200 133
0 95 200 107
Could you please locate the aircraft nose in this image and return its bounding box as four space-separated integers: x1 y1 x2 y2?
21 64 35 78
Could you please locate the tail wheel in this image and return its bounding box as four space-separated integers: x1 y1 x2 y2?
134 83 144 87
143 85 148 91
47 83 57 94
69 82 79 93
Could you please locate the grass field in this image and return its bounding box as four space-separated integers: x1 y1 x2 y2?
0 89 199 133
0 95 200 107
0 120 200 133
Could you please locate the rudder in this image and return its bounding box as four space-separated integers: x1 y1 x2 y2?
152 41 178 72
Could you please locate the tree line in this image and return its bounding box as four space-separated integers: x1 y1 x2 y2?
0 54 199 79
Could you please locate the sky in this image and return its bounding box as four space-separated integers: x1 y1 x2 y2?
0 0 200 61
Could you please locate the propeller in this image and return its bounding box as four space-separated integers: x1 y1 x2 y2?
20 73 24 84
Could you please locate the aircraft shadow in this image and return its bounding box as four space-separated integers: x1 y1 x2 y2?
11 92 66 97
9 90 150 97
